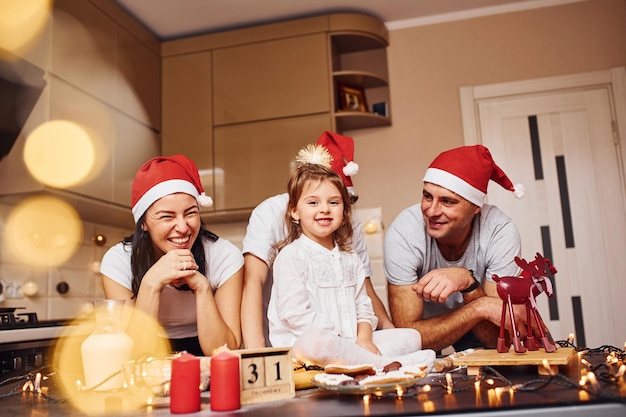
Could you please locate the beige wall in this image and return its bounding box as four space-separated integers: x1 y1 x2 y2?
353 0 626 228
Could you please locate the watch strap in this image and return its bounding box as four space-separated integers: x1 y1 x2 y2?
461 269 480 293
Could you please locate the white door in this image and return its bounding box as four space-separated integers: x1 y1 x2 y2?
472 87 626 349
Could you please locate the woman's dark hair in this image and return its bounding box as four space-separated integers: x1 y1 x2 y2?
123 218 218 298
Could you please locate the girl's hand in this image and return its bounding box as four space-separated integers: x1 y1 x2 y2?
356 322 380 355
357 339 381 355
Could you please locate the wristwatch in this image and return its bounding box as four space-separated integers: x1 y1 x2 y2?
461 269 480 293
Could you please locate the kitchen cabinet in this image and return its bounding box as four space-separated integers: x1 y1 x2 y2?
213 114 332 212
161 13 390 219
48 0 162 171
329 15 391 131
0 0 161 230
0 76 159 229
51 0 161 128
213 33 330 125
162 50 214 201
51 0 117 114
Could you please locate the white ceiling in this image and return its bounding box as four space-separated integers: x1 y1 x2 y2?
113 0 573 41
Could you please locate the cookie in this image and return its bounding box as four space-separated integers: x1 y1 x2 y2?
359 370 417 386
324 363 376 377
399 364 428 378
313 372 354 386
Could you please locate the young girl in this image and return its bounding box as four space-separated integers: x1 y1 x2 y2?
267 145 435 370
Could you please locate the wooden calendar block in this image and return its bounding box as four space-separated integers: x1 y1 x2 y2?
234 347 295 405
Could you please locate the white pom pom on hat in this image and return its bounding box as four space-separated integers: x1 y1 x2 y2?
422 144 524 207
131 154 213 223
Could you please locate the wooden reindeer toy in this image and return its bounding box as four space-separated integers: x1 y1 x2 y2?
492 253 558 354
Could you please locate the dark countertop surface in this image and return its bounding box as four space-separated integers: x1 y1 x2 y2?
1 349 625 417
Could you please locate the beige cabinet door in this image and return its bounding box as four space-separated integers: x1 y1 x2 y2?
213 114 332 211
49 77 115 201
213 33 330 125
162 51 214 202
112 111 161 208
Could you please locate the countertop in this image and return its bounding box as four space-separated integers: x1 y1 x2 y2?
1 349 624 417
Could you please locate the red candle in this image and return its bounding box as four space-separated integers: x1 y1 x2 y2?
210 351 241 411
170 352 201 414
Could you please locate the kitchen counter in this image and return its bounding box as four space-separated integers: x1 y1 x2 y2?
1 350 624 417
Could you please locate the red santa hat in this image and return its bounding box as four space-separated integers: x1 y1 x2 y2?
316 131 359 197
131 154 213 223
422 145 525 207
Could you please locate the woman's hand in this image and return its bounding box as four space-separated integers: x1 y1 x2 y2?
177 270 210 294
143 249 198 291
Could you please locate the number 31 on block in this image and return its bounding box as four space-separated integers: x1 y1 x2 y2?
235 347 295 405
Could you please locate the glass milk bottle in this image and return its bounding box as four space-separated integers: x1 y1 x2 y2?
81 299 134 391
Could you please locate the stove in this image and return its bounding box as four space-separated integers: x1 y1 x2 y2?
0 307 84 377
0 307 72 329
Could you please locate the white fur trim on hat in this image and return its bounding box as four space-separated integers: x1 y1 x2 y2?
423 167 485 207
513 183 526 199
343 161 359 177
197 192 213 207
132 179 199 223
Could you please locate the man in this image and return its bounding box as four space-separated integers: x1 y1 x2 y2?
384 144 533 352
242 131 394 348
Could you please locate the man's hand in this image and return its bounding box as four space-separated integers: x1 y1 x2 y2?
412 267 475 303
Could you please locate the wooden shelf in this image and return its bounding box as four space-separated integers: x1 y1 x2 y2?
330 28 390 133
333 70 387 88
334 111 391 131
331 32 387 53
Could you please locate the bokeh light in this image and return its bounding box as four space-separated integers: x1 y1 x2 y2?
23 120 96 188
53 305 173 414
5 195 83 267
0 0 51 59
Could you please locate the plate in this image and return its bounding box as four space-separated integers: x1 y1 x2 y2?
312 376 423 395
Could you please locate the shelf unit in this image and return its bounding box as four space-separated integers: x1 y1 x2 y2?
330 31 391 131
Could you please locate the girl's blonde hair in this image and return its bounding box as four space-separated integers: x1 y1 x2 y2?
272 163 353 258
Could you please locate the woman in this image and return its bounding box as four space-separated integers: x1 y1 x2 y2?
101 154 243 356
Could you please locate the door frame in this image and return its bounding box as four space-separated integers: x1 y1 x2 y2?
460 67 626 179
459 68 626 347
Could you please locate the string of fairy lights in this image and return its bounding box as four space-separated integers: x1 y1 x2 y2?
2 341 625 406
364 341 626 404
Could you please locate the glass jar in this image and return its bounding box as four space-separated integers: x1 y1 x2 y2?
81 299 134 391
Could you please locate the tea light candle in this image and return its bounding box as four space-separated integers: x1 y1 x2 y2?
170 353 201 414
210 350 241 411
445 373 453 393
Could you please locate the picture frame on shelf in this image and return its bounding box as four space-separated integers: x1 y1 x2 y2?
338 84 367 112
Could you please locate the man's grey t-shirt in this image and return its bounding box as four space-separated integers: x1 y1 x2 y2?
384 203 521 321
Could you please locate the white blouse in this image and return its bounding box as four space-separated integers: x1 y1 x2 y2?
268 235 377 348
